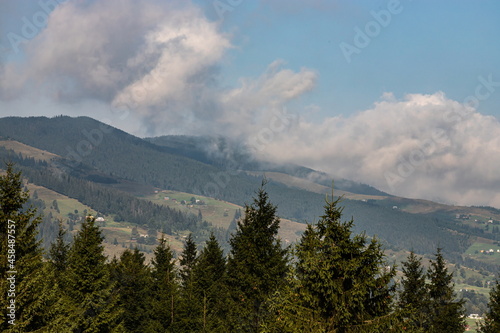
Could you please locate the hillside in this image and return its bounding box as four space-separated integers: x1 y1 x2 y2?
147 134 389 196
0 116 499 270
0 116 499 319
0 140 60 162
246 171 387 201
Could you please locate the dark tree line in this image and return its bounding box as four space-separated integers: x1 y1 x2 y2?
0 147 210 235
22 167 207 234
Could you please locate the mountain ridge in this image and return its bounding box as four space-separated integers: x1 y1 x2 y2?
0 115 499 271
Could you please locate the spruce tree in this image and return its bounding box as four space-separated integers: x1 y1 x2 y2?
150 237 179 331
274 195 396 332
0 163 50 331
39 219 73 330
192 233 229 332
399 251 429 331
226 183 288 332
48 219 70 274
179 233 197 287
178 233 201 331
479 279 500 333
427 248 465 333
53 216 121 332
112 248 153 332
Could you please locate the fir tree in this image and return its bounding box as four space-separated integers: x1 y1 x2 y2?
479 279 500 333
273 194 397 332
427 248 465 333
0 163 49 331
179 233 197 287
150 237 179 331
192 233 229 332
40 219 72 330
226 183 288 332
49 219 70 274
53 216 121 332
112 248 153 332
178 233 201 331
0 163 42 274
399 251 429 331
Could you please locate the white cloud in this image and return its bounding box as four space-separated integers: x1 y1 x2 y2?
2 1 500 208
2 0 163 100
0 0 231 133
218 60 317 138
257 92 500 207
112 6 231 117
0 0 317 139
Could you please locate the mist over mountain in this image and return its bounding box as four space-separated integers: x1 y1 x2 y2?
2 115 499 265
1 0 499 208
146 134 389 197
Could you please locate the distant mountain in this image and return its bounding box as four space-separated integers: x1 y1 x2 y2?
0 117 322 220
146 135 389 196
1 115 499 271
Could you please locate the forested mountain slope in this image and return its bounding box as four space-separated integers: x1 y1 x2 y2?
0 116 498 263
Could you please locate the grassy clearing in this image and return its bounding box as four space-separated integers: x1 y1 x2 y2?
0 140 59 161
100 225 185 264
26 183 95 220
455 283 491 298
246 171 386 201
144 190 240 229
278 218 306 246
465 317 482 332
465 241 500 266
145 189 309 243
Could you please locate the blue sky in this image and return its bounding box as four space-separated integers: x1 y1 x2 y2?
197 0 500 120
1 0 499 120
1 0 500 206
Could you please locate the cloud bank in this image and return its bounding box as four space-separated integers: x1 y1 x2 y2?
0 0 315 135
1 0 500 208
259 92 500 207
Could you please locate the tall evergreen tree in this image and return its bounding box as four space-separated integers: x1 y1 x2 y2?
226 183 288 332
192 233 229 332
272 194 397 332
399 251 429 331
111 248 153 332
479 279 500 333
178 233 201 331
179 233 197 287
38 219 73 331
427 248 465 333
53 217 121 332
150 237 179 331
0 163 50 331
48 219 70 274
